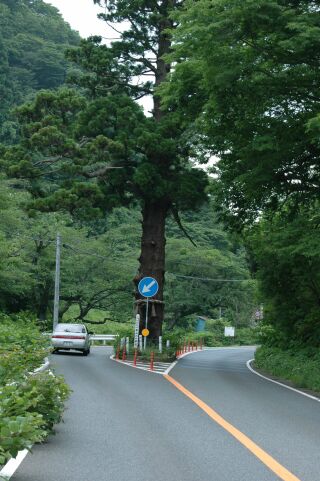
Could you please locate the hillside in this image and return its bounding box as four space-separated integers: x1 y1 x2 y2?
0 0 80 143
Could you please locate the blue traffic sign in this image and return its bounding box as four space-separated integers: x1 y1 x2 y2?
138 277 159 298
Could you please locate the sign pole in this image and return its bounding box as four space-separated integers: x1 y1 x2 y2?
144 298 149 350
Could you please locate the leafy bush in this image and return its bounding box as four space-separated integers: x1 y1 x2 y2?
0 314 70 466
0 313 50 384
255 346 320 393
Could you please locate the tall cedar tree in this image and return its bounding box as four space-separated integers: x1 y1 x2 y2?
2 0 208 338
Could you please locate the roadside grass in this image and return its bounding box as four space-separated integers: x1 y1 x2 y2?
254 346 320 393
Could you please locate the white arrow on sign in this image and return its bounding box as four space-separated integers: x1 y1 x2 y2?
142 279 156 294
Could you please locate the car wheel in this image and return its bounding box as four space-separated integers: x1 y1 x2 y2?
52 349 59 354
82 349 89 356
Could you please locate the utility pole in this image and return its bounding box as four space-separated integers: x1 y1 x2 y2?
53 233 61 330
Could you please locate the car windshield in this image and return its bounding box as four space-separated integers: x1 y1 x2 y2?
55 324 86 333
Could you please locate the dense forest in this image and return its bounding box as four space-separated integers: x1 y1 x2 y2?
1 0 319 359
0 0 80 143
1 0 319 470
0 0 256 333
162 0 320 349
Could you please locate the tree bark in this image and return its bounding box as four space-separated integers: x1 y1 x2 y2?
134 200 170 340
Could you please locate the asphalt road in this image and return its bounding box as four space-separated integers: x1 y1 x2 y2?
12 347 320 481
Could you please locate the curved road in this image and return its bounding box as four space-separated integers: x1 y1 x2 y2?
11 347 320 481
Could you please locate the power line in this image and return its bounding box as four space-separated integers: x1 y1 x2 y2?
170 274 249 282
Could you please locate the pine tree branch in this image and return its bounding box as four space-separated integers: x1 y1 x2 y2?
171 205 197 247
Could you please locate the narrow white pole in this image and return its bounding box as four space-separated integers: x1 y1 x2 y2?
134 314 140 349
159 336 162 353
126 337 130 355
53 233 61 330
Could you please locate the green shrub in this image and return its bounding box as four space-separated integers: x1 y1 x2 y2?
0 313 50 384
0 314 71 466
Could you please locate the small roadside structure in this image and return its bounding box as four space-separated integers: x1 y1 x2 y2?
196 316 207 332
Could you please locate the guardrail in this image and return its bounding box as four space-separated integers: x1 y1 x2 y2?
43 333 117 345
90 334 117 345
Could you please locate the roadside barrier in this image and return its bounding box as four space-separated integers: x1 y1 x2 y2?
133 349 138 366
150 351 154 371
122 346 126 361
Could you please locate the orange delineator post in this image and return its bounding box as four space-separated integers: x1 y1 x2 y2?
183 343 186 353
150 351 154 371
191 342 194 351
188 341 190 352
116 346 120 360
122 346 126 361
133 349 137 366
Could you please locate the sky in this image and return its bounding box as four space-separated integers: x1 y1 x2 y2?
45 0 109 38
45 0 153 112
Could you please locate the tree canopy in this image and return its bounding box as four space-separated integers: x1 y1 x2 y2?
2 1 210 338
163 0 320 226
160 0 320 345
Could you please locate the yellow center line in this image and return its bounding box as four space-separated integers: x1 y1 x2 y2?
164 374 302 481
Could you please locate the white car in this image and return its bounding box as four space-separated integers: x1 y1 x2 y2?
52 323 91 356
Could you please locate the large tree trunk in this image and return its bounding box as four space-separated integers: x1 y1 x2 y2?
135 200 170 341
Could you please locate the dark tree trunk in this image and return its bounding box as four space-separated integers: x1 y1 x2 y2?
37 283 51 321
135 200 170 340
133 1 174 338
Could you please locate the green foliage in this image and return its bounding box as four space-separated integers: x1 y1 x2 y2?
162 0 320 348
174 324 259 348
0 314 70 465
0 180 141 323
0 313 49 384
0 398 44 465
246 206 320 346
0 0 80 144
165 204 257 327
255 345 320 393
164 0 320 226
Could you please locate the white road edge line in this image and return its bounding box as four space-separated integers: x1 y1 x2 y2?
246 359 320 403
110 354 165 375
0 449 28 480
163 360 177 375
